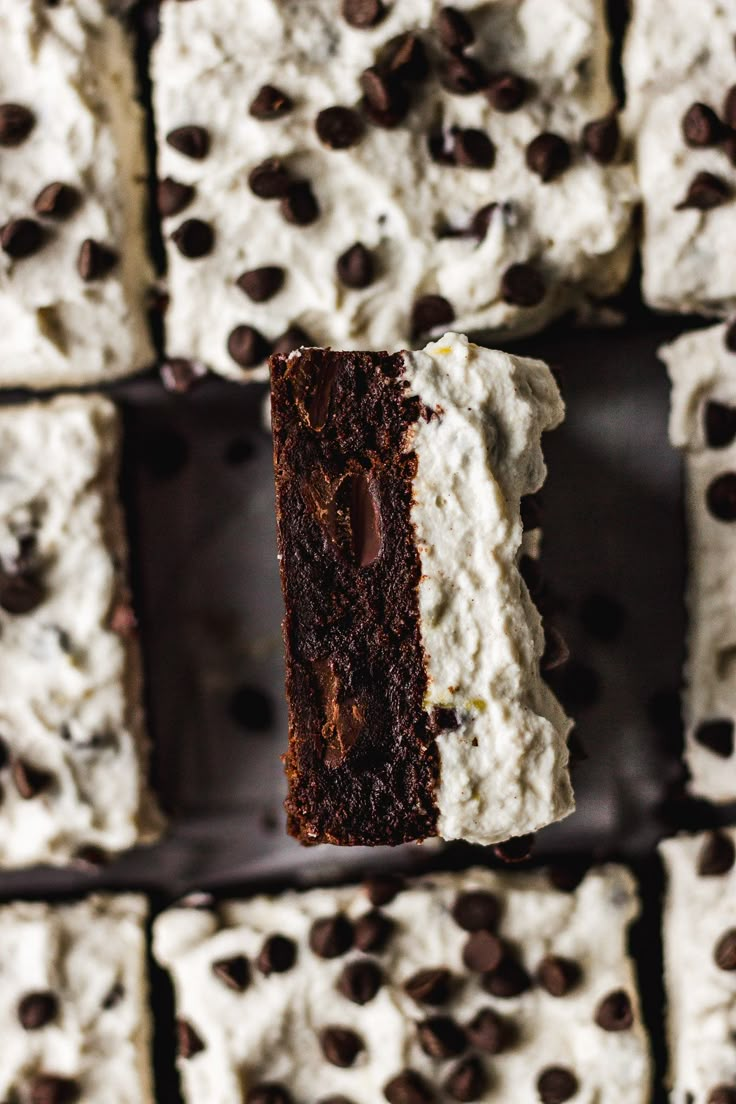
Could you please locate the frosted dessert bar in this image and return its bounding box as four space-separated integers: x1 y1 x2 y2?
661 829 736 1104
0 894 154 1104
625 0 736 316
270 333 573 846
154 864 650 1104
153 0 636 381
0 1 154 388
662 322 736 802
0 396 162 866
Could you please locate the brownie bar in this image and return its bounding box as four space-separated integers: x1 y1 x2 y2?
271 332 573 846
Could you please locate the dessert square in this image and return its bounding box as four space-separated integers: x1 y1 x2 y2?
0 1 154 388
270 333 573 846
0 395 162 867
661 829 736 1104
153 0 636 381
662 322 736 801
0 894 154 1104
624 0 736 316
154 864 650 1104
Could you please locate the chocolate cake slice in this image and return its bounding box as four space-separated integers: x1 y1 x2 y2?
271 332 573 846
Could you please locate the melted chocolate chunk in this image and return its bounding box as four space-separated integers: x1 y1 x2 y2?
537 1067 579 1104
250 84 293 120
698 831 736 876
157 177 195 218
33 182 80 219
595 989 634 1030
526 133 572 181
166 125 209 159
1 218 44 259
0 103 35 146
320 1025 364 1067
237 266 285 302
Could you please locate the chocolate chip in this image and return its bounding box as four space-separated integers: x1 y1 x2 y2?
0 103 35 146
364 874 405 906
29 1076 80 1104
453 128 495 168
436 7 474 52
708 1087 736 1104
384 1070 434 1104
227 325 269 368
250 84 293 120
482 954 531 998
1 218 43 259
682 102 723 147
707 473 736 520
171 218 214 259
177 1018 205 1058
157 177 195 218
404 967 452 1004
695 718 735 757
337 242 375 289
411 294 454 338
272 325 313 357
280 180 320 225
704 401 736 448
212 954 250 992
101 982 125 1010
417 1016 466 1059
338 959 383 1004
452 891 499 932
33 182 80 219
494 833 535 863
310 914 354 958
166 125 210 159
237 265 285 302
316 106 364 149
537 1067 578 1104
698 831 736 876
676 172 732 210
12 759 52 799
249 158 291 199
582 114 620 164
0 567 45 614
382 33 428 81
463 931 503 972
257 933 297 975
715 929 736 971
536 955 581 997
320 1025 364 1067
361 67 399 113
526 133 572 181
18 991 58 1030
160 358 207 393
466 1007 510 1054
595 989 634 1030
724 85 736 129
724 132 736 168
444 1056 487 1102
500 262 545 307
355 909 394 952
471 202 497 238
342 0 386 28
247 1085 293 1104
77 239 118 280
439 55 487 95
486 72 528 112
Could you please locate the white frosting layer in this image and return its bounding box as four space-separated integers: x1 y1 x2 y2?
0 1 154 387
155 865 650 1104
154 0 636 381
624 0 736 315
662 323 736 802
0 894 154 1104
403 334 573 843
661 830 736 1103
0 396 162 866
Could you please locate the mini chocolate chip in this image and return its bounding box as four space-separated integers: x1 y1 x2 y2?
227 325 269 368
463 931 503 972
29 1076 80 1104
724 132 736 168
708 1087 736 1104
272 325 313 357
536 955 581 997
411 294 454 337
500 262 545 307
101 982 125 1010
250 84 293 120
281 179 320 225
682 102 723 147
595 989 634 1030
310 914 354 958
33 182 80 219
452 891 499 932
1 218 43 259
0 103 35 146
337 242 375 288
316 106 364 149
582 114 620 164
361 67 398 113
698 831 736 876
494 833 535 863
417 1016 466 1058
166 125 210 159
482 954 531 998
364 874 405 906
471 202 497 238
342 0 386 28
212 954 250 992
526 133 572 181
171 218 214 258
404 967 452 1004
320 1025 365 1067
537 1067 578 1104
466 1007 509 1054
705 401 736 448
247 1085 293 1104
177 1018 205 1058
338 959 383 1004
383 33 428 81
707 473 736 520
439 55 487 95
77 239 117 280
0 567 44 614
18 991 58 1030
436 7 474 52
12 759 52 799
249 158 291 199
580 593 626 641
486 72 528 112
384 1070 434 1104
355 909 394 952
453 128 495 168
160 357 207 393
695 718 735 757
257 933 297 975
444 1056 487 1102
237 265 285 302
157 177 195 218
715 929 736 971
676 172 732 210
364 83 411 128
